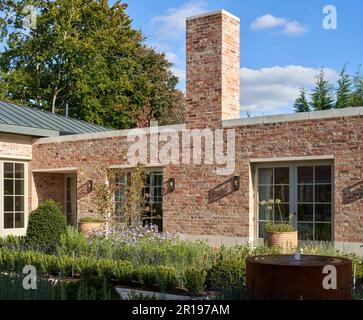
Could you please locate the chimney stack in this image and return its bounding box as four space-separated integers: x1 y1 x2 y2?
185 10 240 128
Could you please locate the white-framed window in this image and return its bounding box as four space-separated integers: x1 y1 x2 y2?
256 161 333 242
0 160 28 236
115 170 164 231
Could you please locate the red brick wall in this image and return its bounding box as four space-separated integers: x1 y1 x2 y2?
186 11 240 129
31 114 363 242
32 173 65 210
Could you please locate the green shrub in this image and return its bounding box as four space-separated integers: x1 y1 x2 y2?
265 223 295 232
57 227 89 257
79 216 104 223
207 258 246 300
155 266 178 291
184 268 207 294
26 200 67 251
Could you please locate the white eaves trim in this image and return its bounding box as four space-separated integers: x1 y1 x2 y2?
223 106 363 128
33 124 186 145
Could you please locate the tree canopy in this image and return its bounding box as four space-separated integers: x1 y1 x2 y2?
293 88 310 113
0 0 184 129
293 66 363 113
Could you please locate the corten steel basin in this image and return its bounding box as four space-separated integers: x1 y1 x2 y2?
246 255 352 300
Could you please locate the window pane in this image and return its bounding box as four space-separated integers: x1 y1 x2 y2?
15 180 24 195
258 222 267 238
4 212 14 229
4 196 14 211
274 203 289 222
298 166 313 184
298 185 313 202
298 223 314 240
298 204 314 221
66 202 72 213
4 180 13 195
315 166 331 183
274 167 289 184
315 204 331 222
315 185 332 202
274 185 289 202
315 223 331 241
258 186 273 201
258 168 273 185
4 163 13 179
15 196 24 211
259 204 273 220
15 163 24 179
15 212 24 228
66 177 71 189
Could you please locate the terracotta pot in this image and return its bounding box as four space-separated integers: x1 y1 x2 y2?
264 231 298 253
78 222 103 235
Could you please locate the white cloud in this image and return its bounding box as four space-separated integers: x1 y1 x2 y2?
240 65 338 115
250 14 308 36
151 1 208 38
282 20 308 36
250 14 286 30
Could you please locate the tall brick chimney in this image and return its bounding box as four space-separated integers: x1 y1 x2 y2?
186 10 240 128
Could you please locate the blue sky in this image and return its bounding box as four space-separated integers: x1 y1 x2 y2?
121 0 363 117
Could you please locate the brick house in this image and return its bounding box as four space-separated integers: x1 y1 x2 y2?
0 10 362 252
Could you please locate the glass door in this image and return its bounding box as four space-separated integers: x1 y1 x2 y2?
257 163 333 241
64 175 77 226
296 165 332 241
257 166 291 238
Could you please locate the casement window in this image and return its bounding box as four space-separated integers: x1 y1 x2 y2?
115 170 163 230
256 162 333 242
1 161 28 236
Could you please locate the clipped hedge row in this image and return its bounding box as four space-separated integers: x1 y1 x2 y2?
0 248 178 291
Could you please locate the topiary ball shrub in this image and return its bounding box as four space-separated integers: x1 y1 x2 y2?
207 258 246 300
26 200 67 252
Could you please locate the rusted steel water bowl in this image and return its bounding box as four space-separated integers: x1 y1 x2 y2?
246 255 352 300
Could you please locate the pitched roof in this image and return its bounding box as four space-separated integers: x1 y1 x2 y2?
0 101 114 137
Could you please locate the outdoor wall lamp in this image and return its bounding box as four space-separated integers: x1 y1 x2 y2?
168 178 176 193
232 176 240 191
87 180 93 193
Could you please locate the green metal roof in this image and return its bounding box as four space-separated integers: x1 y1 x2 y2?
0 101 114 137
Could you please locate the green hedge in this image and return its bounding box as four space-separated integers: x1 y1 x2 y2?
0 248 178 291
26 200 67 251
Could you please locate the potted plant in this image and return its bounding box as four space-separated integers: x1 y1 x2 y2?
78 216 104 234
261 199 298 253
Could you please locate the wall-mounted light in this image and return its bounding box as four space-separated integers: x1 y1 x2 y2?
232 176 240 191
168 178 175 193
87 180 93 193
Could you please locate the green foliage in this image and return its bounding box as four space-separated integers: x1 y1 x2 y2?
293 88 310 112
0 271 119 300
26 200 67 251
350 66 363 107
294 65 363 112
310 69 335 111
336 65 352 109
207 257 246 300
184 268 207 294
265 223 296 232
0 0 183 128
58 227 214 272
79 216 104 223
